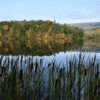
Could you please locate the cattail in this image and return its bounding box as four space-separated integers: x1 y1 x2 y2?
55 79 59 88
95 71 99 79
79 53 81 65
48 63 51 67
1 67 6 74
84 68 87 76
16 57 19 62
29 63 33 71
69 61 71 68
94 54 96 63
40 58 43 64
19 69 23 80
29 58 31 62
35 63 38 75
0 55 3 65
0 73 2 77
59 68 62 78
52 62 55 72
21 55 23 63
92 62 94 67
4 58 7 64
25 58 27 64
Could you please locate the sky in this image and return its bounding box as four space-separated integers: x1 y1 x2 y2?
0 0 100 24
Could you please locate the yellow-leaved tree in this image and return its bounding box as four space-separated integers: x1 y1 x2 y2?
0 41 2 46
8 26 14 39
26 39 33 49
15 29 21 39
44 33 49 39
3 24 9 31
48 44 51 49
36 25 39 29
25 28 33 39
48 27 52 33
0 31 2 37
46 20 51 25
61 33 65 38
2 24 9 39
4 47 9 53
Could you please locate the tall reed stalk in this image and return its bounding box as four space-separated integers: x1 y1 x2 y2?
0 53 99 100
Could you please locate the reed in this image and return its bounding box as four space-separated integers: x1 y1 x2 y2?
0 53 100 100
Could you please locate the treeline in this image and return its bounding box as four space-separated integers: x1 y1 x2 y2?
0 20 84 40
84 27 100 40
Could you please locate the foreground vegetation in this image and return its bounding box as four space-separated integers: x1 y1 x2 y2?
0 53 100 100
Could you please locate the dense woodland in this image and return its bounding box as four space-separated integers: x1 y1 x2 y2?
0 20 84 40
0 20 84 55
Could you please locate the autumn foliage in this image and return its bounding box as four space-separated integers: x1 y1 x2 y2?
3 24 9 31
0 20 84 41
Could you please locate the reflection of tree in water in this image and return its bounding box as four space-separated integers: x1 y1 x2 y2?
0 38 84 56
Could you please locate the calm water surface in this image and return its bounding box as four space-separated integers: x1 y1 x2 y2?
0 40 100 99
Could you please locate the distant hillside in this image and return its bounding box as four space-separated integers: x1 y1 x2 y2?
67 22 100 31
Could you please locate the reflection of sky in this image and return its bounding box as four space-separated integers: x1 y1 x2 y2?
1 51 100 72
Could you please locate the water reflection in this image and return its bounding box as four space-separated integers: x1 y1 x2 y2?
0 51 100 99
0 38 100 99
0 38 84 56
0 51 100 74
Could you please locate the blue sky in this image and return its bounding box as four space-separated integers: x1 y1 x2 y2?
0 0 100 24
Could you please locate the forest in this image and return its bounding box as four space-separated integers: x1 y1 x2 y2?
0 20 84 41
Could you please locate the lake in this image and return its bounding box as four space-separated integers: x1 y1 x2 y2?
0 38 100 100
